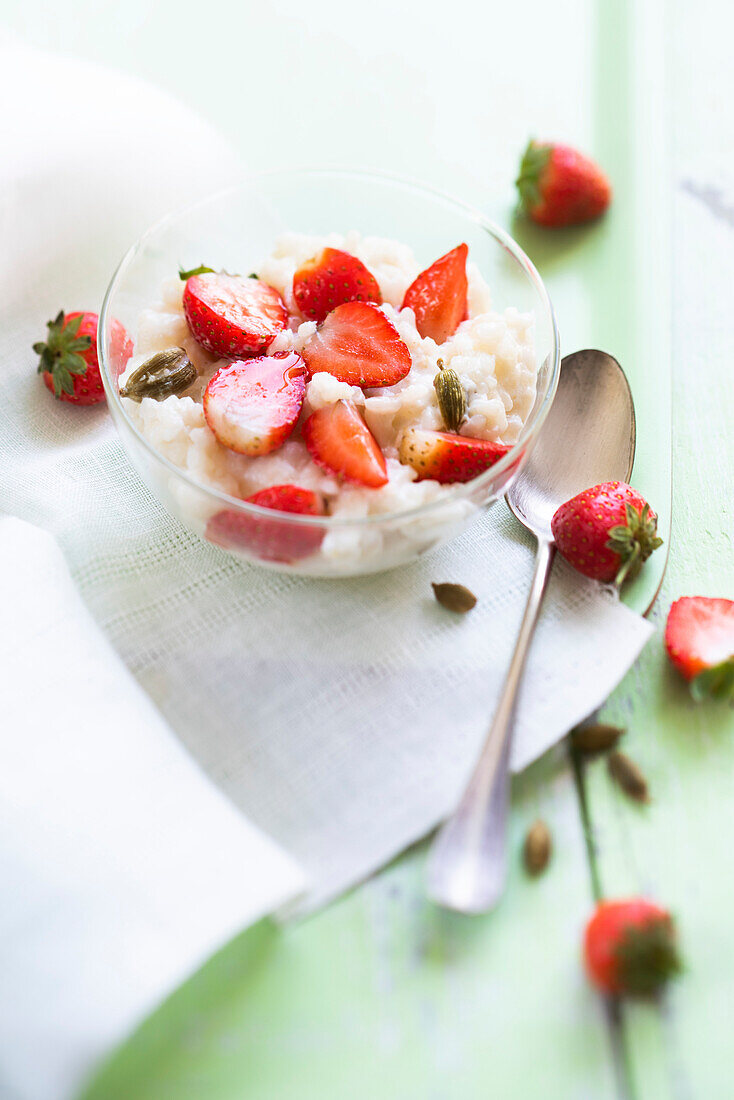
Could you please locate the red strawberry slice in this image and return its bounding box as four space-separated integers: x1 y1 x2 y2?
293 248 382 323
302 400 388 488
398 428 509 484
401 244 468 344
664 596 734 701
203 351 306 456
183 272 287 358
206 484 325 564
302 301 411 388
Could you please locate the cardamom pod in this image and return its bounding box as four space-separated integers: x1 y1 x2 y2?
571 723 625 755
523 819 552 875
119 347 197 402
607 751 650 803
433 359 466 432
431 582 477 614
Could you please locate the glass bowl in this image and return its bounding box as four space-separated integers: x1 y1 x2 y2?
99 169 560 577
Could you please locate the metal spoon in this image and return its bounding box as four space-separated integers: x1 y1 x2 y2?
427 349 636 913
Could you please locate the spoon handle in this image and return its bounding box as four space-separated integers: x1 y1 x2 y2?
427 538 556 913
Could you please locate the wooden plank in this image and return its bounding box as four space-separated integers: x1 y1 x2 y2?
580 3 734 1096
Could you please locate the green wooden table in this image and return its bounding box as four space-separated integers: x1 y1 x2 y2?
3 0 732 1095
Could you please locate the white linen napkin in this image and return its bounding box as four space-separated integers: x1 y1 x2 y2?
0 31 653 1100
0 516 306 1100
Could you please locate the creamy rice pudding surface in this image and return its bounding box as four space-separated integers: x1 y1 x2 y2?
119 231 537 563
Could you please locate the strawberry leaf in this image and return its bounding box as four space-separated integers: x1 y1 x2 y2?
33 310 93 398
516 140 552 212
63 313 84 338
179 264 215 280
65 337 92 353
60 351 87 375
691 657 734 703
613 915 682 996
606 501 663 587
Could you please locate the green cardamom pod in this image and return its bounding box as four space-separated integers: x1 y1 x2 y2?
607 750 650 803
431 582 477 614
523 819 552 875
571 723 625 755
433 359 467 432
119 347 197 402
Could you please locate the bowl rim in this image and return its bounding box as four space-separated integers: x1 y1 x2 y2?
98 166 561 529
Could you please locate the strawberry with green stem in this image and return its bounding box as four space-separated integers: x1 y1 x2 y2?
665 596 734 701
34 310 131 406
584 899 682 997
551 482 662 586
516 141 612 228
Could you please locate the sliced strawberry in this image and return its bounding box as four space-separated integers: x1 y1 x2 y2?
206 485 325 564
401 244 468 344
398 428 509 484
302 301 411 388
664 597 734 701
302 400 388 488
183 272 287 358
203 352 306 456
293 248 382 323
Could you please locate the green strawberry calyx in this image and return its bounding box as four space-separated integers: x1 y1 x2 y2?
606 502 664 587
33 311 92 398
515 140 552 211
613 914 682 996
179 263 215 280
691 656 734 703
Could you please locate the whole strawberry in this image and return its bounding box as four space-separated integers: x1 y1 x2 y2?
551 482 662 586
34 310 132 406
516 141 611 228
584 899 681 997
665 596 734 701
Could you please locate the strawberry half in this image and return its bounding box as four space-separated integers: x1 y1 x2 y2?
551 482 662 585
34 310 132 406
206 484 325 564
401 244 468 344
398 428 509 484
302 400 388 488
293 248 382 323
664 596 734 701
516 141 612 228
183 272 287 358
302 301 411 388
203 351 306 456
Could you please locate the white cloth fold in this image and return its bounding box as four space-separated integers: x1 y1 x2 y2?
0 516 306 1100
0 31 653 1100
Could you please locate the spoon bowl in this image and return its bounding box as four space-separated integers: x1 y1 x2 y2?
508 348 636 539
